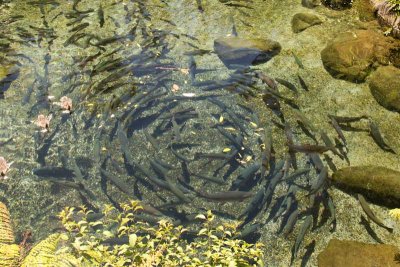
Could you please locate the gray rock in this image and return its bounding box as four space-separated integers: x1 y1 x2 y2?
291 13 322 33
369 65 400 112
332 166 400 207
318 239 400 267
321 30 398 82
214 37 281 68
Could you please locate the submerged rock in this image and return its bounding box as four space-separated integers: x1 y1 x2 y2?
291 12 322 33
369 65 400 112
214 37 281 68
322 0 353 9
332 166 400 207
321 30 399 82
318 239 400 267
354 0 376 22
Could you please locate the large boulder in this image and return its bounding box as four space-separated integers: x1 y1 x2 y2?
291 13 322 33
214 37 281 68
321 30 399 82
332 166 400 207
318 239 400 267
369 65 400 112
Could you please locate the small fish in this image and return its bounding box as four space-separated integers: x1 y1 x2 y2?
98 4 105 27
368 120 395 154
33 166 74 179
289 143 333 154
293 215 312 258
297 75 309 91
357 194 393 232
329 116 346 145
282 210 299 237
292 52 304 69
328 114 369 123
196 0 204 12
275 78 298 94
197 190 254 202
255 71 278 90
191 172 227 185
308 167 328 195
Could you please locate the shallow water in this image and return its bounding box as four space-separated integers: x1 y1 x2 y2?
0 0 399 266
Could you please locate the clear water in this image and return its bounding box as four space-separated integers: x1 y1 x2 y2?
0 0 399 266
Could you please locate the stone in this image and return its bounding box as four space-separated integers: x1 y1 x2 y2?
214 37 281 68
332 166 400 207
291 13 322 33
318 239 400 267
321 30 399 82
369 65 400 112
322 0 352 9
371 0 400 39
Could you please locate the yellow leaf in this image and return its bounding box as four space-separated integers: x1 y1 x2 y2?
129 234 137 247
195 214 206 220
222 148 231 153
219 116 224 123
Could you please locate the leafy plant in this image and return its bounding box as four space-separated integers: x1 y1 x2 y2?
57 201 265 267
387 0 400 14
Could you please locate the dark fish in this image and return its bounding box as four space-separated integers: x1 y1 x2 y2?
260 126 272 177
191 172 227 185
283 168 311 182
329 116 346 145
33 166 75 179
197 191 254 202
297 75 309 91
357 194 393 232
232 163 261 189
143 129 159 150
100 168 132 196
289 143 333 154
368 120 395 154
320 131 341 158
196 0 204 12
189 56 197 83
150 159 169 179
292 52 304 69
236 223 262 239
98 4 105 27
275 78 298 94
78 51 101 68
282 209 299 237
171 116 182 142
308 153 324 172
255 71 278 90
69 22 89 32
293 215 312 258
308 167 328 195
183 49 213 56
328 114 368 123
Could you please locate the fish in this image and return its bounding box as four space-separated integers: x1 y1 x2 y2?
368 120 395 154
239 186 266 219
189 56 197 82
236 223 262 239
293 215 312 259
329 116 346 145
297 75 309 91
196 0 204 12
255 71 278 90
289 143 333 154
283 168 311 182
260 126 273 177
232 163 261 189
100 168 132 196
150 159 169 179
308 167 328 195
171 116 182 142
292 52 304 69
165 176 192 203
328 114 368 123
69 22 89 32
357 194 393 232
191 172 227 185
275 78 298 94
282 210 299 237
98 4 105 27
319 131 342 158
308 153 324 172
33 166 74 179
197 190 254 202
78 51 101 68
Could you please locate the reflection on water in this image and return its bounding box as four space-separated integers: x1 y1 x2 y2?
0 0 399 266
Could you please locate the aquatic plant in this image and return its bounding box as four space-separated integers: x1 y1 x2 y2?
387 0 400 13
57 201 265 266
